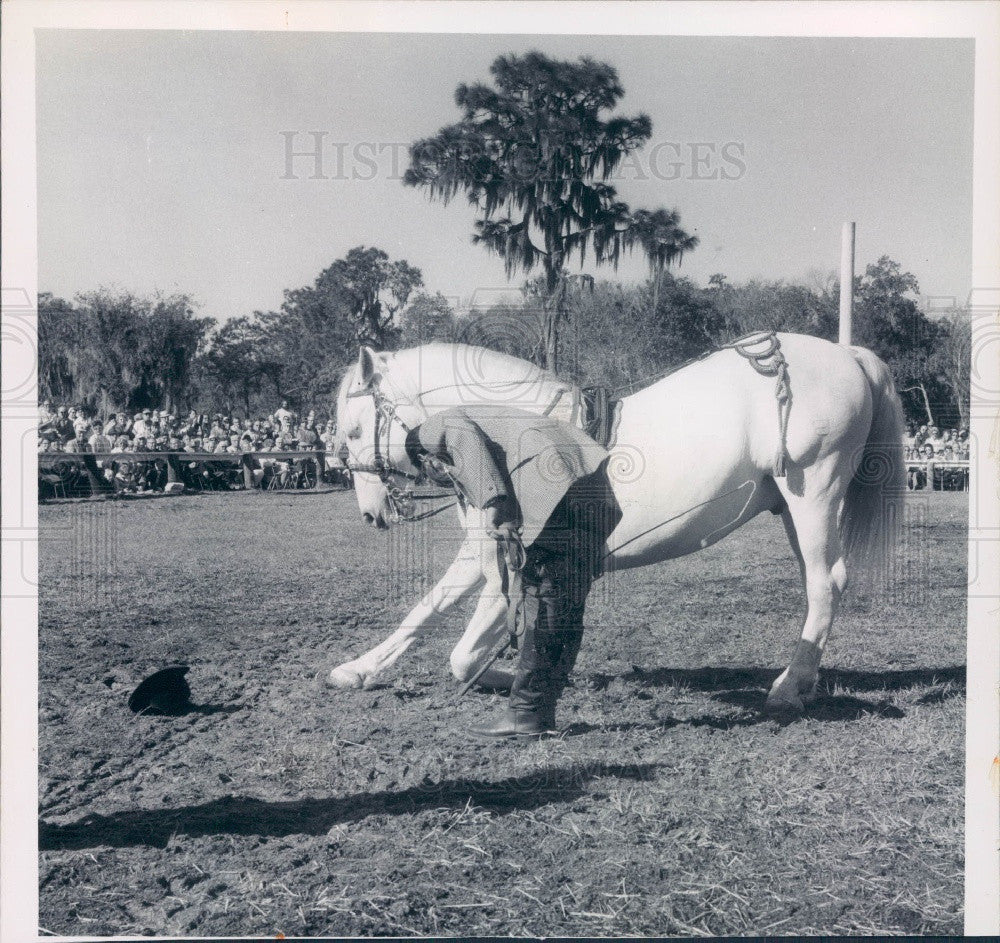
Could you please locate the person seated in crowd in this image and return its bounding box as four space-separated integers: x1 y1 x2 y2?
104 412 130 438
70 407 90 441
38 412 62 444
907 456 926 489
177 410 198 437
181 436 204 480
320 420 342 484
269 434 295 487
296 421 317 450
320 419 337 449
45 406 76 444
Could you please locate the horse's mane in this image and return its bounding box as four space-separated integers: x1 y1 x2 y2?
338 343 579 419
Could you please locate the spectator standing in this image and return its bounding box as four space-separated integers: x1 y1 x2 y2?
926 426 944 453
273 400 295 428
88 421 113 455
132 409 152 440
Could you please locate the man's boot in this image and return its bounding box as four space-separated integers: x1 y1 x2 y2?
539 629 584 730
469 625 559 739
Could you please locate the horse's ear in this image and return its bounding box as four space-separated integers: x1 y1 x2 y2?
357 346 378 389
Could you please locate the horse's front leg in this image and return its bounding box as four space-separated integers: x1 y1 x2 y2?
325 535 485 690
447 532 515 689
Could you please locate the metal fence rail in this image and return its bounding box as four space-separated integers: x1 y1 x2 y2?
905 460 970 491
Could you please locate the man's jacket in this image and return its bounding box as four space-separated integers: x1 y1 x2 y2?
406 405 611 547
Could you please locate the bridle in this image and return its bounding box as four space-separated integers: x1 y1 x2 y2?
344 375 426 522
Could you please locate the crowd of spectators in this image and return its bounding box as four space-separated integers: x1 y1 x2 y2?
903 422 970 491
38 400 351 498
36 400 972 498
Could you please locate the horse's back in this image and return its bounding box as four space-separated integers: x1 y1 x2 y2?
605 333 879 564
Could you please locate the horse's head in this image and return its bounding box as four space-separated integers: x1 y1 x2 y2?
336 346 424 529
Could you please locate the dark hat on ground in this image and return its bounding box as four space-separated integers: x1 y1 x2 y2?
128 664 192 715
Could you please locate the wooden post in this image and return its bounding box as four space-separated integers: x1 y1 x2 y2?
839 221 856 345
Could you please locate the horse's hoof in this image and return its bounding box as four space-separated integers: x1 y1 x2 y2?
764 691 805 714
325 666 364 690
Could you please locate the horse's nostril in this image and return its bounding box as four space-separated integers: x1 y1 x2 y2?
362 512 374 525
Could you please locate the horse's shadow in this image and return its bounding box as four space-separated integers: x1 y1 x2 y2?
39 760 659 852
571 664 965 731
587 664 965 695
562 691 905 737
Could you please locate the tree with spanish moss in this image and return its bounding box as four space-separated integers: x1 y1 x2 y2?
404 51 698 373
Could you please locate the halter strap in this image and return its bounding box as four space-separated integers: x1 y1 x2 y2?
345 374 427 519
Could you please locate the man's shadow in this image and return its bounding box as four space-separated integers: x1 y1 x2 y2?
40 760 659 852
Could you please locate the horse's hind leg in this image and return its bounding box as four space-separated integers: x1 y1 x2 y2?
766 480 848 712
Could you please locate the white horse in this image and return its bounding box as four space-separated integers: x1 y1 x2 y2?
329 334 905 711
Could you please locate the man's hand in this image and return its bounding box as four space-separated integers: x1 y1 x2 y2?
484 495 514 531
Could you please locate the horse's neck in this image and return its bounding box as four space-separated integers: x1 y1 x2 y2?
397 346 582 426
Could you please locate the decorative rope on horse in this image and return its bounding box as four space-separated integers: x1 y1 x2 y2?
718 331 792 478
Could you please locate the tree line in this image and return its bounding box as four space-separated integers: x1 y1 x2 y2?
38 250 970 428
37 50 970 427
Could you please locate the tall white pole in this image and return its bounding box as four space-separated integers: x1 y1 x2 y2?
839 221 856 345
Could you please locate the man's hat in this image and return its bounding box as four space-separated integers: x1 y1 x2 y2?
128 665 192 715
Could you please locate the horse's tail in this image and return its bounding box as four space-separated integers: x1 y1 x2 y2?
840 346 906 586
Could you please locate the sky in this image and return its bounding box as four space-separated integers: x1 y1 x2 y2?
35 30 974 323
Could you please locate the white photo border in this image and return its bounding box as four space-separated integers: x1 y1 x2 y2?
3 2 998 939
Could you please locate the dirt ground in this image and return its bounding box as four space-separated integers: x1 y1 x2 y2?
38 488 966 937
